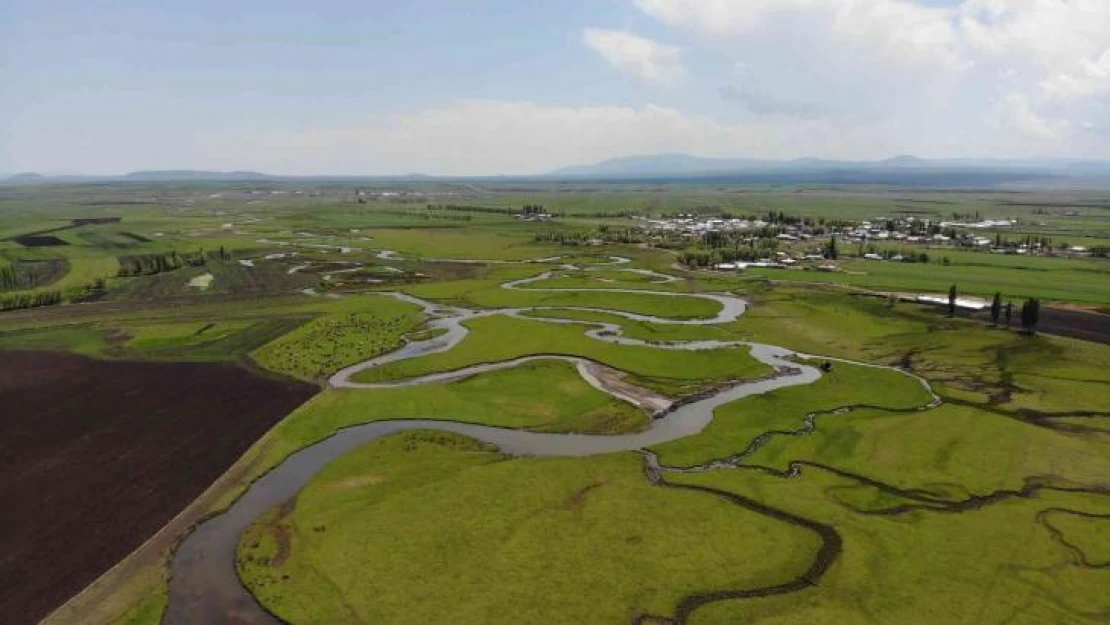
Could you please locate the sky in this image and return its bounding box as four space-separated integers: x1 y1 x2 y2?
2 0 1109 175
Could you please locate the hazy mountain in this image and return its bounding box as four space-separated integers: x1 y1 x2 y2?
1063 160 1110 175
4 156 1110 185
6 172 48 183
123 170 271 181
879 155 929 167
550 153 776 177
547 153 1110 178
3 170 274 184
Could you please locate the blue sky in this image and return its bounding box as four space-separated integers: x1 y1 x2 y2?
2 0 1108 175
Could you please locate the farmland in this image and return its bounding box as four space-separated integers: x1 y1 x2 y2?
0 350 315 622
0 180 1107 625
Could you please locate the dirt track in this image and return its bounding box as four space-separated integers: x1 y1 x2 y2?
0 350 316 624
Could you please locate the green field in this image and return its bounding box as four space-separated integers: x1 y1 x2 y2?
349 314 769 396
238 432 818 625
245 358 652 473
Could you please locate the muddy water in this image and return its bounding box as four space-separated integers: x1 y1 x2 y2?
164 286 820 624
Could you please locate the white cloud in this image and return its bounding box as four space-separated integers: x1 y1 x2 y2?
958 0 1110 68
16 91 1100 175
1041 49 1110 100
634 0 964 68
581 28 685 85
633 0 1110 150
240 99 885 175
995 92 1068 140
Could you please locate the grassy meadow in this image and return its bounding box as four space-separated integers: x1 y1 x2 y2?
349 314 770 395
238 432 818 625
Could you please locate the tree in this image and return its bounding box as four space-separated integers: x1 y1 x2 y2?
1020 298 1041 334
948 284 957 317
990 292 1001 326
825 235 839 260
1005 301 1013 328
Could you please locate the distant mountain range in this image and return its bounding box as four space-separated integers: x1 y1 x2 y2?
4 155 1110 185
548 153 1110 177
124 170 270 181
3 170 274 184
1 170 437 184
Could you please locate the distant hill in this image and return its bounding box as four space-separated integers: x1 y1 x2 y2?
123 170 271 181
547 153 1110 179
1063 160 1110 175
6 172 48 183
4 155 1110 186
879 155 929 168
3 170 274 185
550 154 776 177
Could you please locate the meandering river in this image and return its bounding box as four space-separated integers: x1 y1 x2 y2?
163 267 923 624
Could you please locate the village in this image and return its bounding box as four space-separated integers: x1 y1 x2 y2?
639 211 1102 272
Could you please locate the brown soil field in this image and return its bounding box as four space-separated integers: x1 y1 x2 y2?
0 350 316 624
970 306 1110 344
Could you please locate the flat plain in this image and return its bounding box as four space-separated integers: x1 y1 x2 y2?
0 180 1107 625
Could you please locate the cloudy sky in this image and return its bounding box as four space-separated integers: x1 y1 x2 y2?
2 0 1109 175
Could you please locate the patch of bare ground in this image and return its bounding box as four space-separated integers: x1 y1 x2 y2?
269 500 297 568
564 481 608 512
583 362 673 415
0 350 316 625
328 474 388 491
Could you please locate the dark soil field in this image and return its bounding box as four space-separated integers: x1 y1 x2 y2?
967 306 1110 344
12 234 68 247
1038 307 1110 344
0 350 316 624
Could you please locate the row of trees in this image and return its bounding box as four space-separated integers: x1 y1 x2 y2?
533 227 646 246
426 203 563 217
0 289 62 312
0 260 65 292
677 244 785 268
947 285 1041 334
117 250 210 277
987 290 1042 333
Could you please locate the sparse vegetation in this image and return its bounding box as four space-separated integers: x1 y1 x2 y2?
252 298 422 381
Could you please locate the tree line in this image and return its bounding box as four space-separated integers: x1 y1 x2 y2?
426 203 564 217
534 227 645 246
0 290 62 312
0 259 67 292
116 248 228 277
947 285 1041 334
